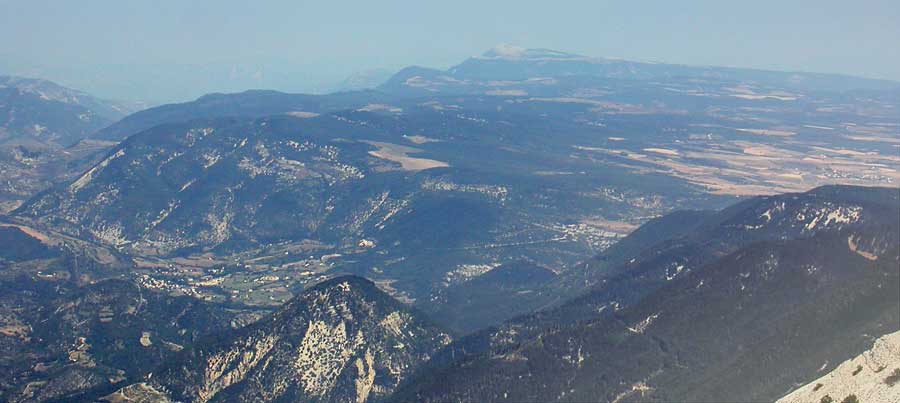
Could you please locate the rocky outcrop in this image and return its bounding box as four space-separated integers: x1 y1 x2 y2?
147 276 451 403
777 331 900 403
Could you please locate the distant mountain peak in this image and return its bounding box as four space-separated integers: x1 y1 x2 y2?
477 44 593 62
335 68 395 91
481 43 528 58
0 75 142 118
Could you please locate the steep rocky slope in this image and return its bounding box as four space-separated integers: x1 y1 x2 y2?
777 330 900 403
0 278 235 403
134 275 451 403
420 186 898 362
393 185 900 402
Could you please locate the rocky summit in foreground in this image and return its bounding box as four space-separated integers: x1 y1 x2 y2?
111 276 451 403
777 330 900 403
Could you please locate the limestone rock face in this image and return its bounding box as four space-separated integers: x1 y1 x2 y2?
777 331 900 403
146 275 451 403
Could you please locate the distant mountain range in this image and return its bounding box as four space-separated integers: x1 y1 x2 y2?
80 45 900 144
0 76 142 147
0 76 141 212
9 185 889 403
333 68 397 92
0 46 898 402
381 45 900 96
0 76 143 120
9 46 898 331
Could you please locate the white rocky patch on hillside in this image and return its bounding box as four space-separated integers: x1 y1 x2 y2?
353 349 378 403
196 335 279 403
183 127 215 147
777 331 900 403
803 205 862 231
200 150 221 169
420 178 508 202
346 191 392 234
744 199 864 233
444 263 500 286
665 263 686 281
747 201 787 229
295 320 365 397
356 103 403 113
627 312 661 334
69 148 125 193
90 222 128 246
196 192 235 245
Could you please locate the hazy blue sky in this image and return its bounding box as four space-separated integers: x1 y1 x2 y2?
2 0 898 102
